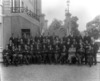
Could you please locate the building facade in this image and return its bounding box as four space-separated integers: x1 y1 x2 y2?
0 0 3 61
0 0 3 48
2 0 45 48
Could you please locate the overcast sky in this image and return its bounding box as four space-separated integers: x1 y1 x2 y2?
42 0 100 31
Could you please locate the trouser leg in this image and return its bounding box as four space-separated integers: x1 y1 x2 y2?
85 53 87 64
93 53 97 65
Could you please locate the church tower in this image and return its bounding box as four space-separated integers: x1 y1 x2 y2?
64 0 72 36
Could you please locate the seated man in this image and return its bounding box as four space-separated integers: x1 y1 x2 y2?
23 45 29 64
86 44 94 66
17 45 24 65
59 45 67 64
54 45 60 64
48 44 53 64
42 44 48 64
11 45 17 65
35 42 42 64
77 44 85 64
84 40 90 64
3 45 11 66
68 44 76 64
30 45 35 64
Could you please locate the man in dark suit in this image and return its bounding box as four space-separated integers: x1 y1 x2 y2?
83 33 91 43
48 44 53 64
23 45 29 65
9 33 15 44
3 45 11 66
42 44 47 64
11 45 17 65
59 45 67 64
54 45 60 64
84 40 90 64
17 45 23 65
92 42 99 65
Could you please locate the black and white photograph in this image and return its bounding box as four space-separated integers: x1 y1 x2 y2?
0 0 100 81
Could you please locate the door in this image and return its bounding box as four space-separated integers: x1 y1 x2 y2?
21 29 30 37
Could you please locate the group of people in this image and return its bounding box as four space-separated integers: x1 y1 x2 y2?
3 33 99 66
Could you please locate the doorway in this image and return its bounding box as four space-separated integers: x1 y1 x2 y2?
21 29 30 37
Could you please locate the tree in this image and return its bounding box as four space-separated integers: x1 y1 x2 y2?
88 28 100 39
48 19 62 36
71 16 80 36
86 15 100 39
49 19 62 30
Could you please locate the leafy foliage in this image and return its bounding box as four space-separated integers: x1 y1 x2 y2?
86 15 100 39
49 19 62 30
71 16 80 36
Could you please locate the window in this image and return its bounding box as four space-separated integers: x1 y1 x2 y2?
21 29 30 37
11 0 20 12
22 1 24 8
11 0 20 8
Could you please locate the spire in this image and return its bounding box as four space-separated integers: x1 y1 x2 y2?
65 0 71 17
67 0 70 13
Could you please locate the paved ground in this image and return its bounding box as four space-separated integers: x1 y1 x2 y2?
0 51 100 81
0 64 100 81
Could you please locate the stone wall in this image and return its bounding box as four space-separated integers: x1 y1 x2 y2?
11 15 40 37
3 16 12 48
3 14 40 48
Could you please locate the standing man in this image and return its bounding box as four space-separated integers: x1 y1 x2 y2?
92 41 99 65
83 33 91 43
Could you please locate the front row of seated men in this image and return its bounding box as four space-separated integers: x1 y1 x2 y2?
3 36 99 66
